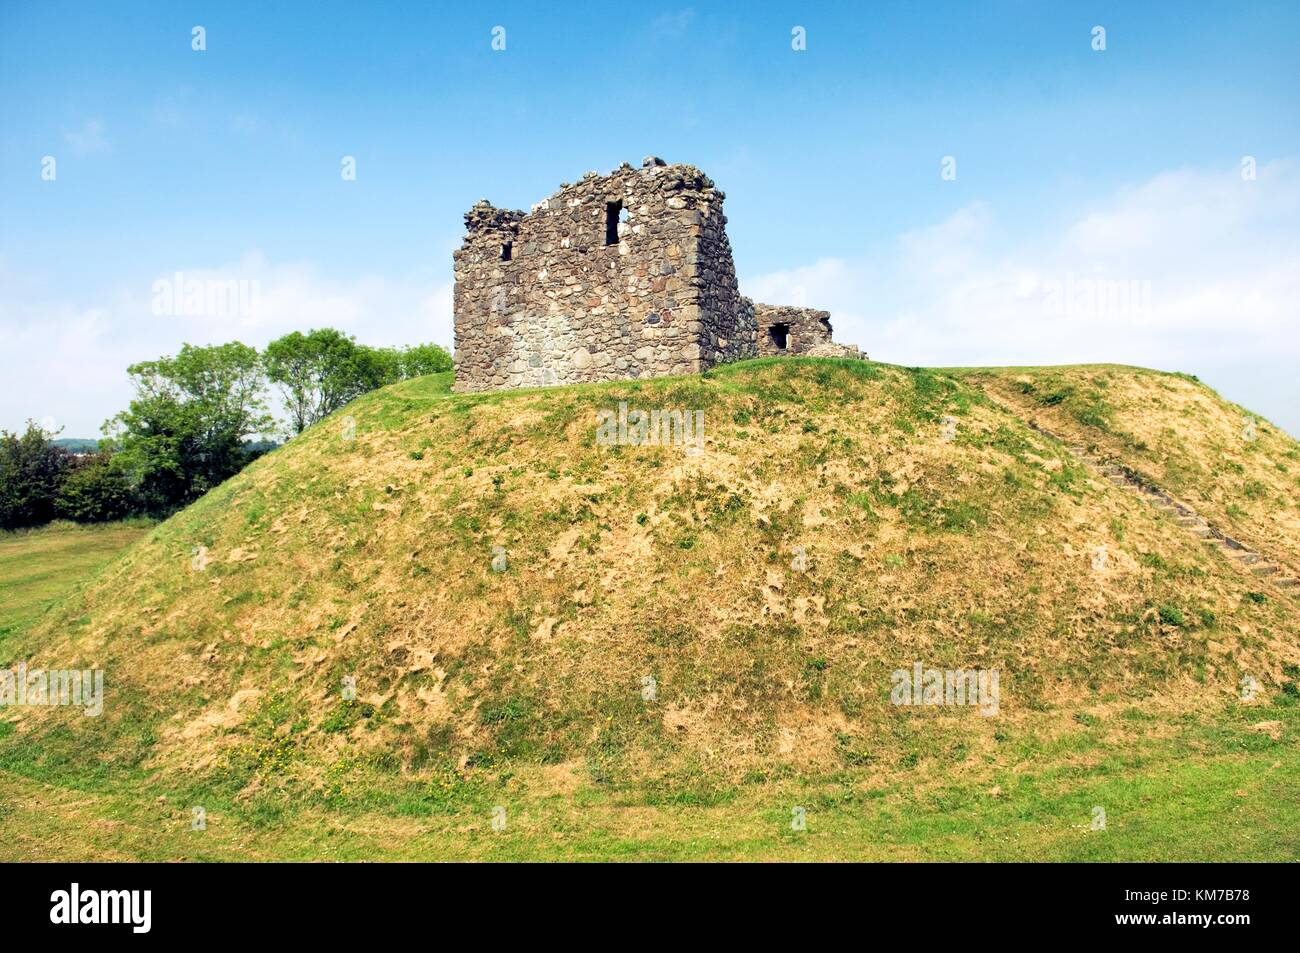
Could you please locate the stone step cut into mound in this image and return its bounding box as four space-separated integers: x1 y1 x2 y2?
450 157 865 393
1025 418 1299 599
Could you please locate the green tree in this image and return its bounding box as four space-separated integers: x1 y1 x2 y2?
353 343 452 386
0 422 72 529
397 342 453 378
357 344 404 389
107 342 273 515
263 329 390 434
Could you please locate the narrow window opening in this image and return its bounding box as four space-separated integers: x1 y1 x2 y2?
605 200 622 246
500 242 512 262
769 323 790 351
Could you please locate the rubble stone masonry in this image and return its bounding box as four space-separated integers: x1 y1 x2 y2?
452 157 861 392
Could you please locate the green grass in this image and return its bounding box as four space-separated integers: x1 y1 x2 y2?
1 500 1295 861
1 700 1296 860
2 359 1299 861
0 520 151 646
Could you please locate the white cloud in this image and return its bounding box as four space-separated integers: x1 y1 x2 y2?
743 160 1300 431
6 160 1298 438
231 113 260 134
649 8 696 39
132 253 455 347
0 254 453 437
62 118 109 155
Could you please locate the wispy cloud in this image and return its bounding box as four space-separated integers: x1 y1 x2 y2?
744 159 1300 432
648 8 696 39
0 253 453 436
746 160 1300 365
62 118 109 154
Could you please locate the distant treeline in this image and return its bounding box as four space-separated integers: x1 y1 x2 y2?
0 329 450 531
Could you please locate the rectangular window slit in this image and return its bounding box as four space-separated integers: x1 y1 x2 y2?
605 201 622 246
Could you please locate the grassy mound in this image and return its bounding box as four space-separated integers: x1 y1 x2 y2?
2 358 1297 859
959 364 1300 570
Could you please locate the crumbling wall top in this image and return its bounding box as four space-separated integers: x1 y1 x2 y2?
461 158 723 237
463 201 524 233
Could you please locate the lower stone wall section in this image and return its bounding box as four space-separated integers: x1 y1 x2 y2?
753 304 835 356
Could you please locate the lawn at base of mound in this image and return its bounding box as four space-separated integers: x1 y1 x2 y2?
0 520 152 643
1 699 1296 860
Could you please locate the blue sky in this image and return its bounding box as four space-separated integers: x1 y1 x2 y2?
2 0 1298 436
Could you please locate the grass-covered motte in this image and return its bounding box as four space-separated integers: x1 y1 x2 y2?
955 363 1300 570
1 358 1297 861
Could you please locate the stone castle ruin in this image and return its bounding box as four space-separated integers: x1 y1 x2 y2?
452 157 863 392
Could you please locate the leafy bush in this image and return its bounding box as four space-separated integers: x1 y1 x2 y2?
56 452 139 522
0 422 71 529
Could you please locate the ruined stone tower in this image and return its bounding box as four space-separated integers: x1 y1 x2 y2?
452 157 860 392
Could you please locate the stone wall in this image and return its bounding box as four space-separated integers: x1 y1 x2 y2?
451 158 859 392
753 303 834 356
452 157 754 392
